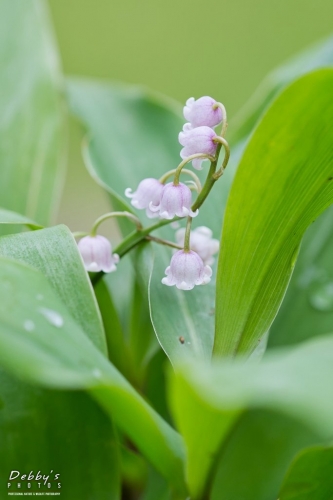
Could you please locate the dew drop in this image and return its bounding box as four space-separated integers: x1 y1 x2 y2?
24 320 35 332
309 281 333 312
92 369 102 378
39 308 64 327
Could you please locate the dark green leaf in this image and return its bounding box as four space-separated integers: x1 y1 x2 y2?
0 370 121 499
280 445 333 500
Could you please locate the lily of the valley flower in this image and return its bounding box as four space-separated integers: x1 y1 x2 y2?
179 125 218 170
175 226 219 265
162 250 212 290
125 178 164 218
184 96 223 128
78 235 119 273
150 182 199 219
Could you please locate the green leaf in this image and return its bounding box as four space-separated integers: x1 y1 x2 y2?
211 411 319 500
215 69 333 357
0 370 121 499
0 256 186 492
0 225 107 354
168 335 333 499
280 445 333 500
269 205 333 348
0 208 42 230
0 0 66 228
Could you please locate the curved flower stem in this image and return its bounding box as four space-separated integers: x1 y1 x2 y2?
173 154 215 185
159 168 202 192
90 211 143 236
212 101 228 137
146 235 182 250
184 217 192 252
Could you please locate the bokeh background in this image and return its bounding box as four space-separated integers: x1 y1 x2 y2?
49 0 333 232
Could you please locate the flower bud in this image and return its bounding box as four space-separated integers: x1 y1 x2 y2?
162 250 212 290
179 125 217 170
175 226 219 265
78 235 119 273
183 96 223 128
149 182 198 219
125 178 164 218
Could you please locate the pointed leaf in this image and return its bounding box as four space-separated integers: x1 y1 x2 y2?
215 70 333 357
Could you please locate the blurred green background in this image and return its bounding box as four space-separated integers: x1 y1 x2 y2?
49 0 333 232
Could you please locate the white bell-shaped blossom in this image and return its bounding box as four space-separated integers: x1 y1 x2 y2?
125 178 164 218
162 250 212 290
175 226 219 265
179 125 217 170
184 96 223 128
78 235 119 273
149 182 198 219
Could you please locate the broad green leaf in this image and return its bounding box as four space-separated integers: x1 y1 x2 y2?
0 370 120 499
67 79 217 363
269 205 333 348
0 0 66 228
211 411 319 500
0 225 107 354
168 335 333 499
0 256 186 492
280 446 333 500
0 208 42 230
215 70 333 357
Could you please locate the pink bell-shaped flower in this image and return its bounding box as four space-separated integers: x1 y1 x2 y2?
125 178 164 218
175 226 219 265
162 250 212 290
78 235 119 273
149 182 198 219
184 96 223 128
179 125 218 170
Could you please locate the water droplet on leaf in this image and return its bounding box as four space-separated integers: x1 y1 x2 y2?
39 308 63 327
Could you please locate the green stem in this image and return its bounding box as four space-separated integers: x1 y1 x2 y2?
146 235 182 250
184 217 192 252
159 168 202 192
191 137 230 211
91 211 142 236
173 153 215 185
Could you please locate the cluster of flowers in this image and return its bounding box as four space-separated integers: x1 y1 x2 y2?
77 96 224 291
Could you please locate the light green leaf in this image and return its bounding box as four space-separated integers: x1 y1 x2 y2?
168 335 333 499
215 69 333 357
0 256 186 492
0 208 42 230
269 205 333 348
0 0 66 228
0 370 121 499
280 445 333 500
0 224 107 354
